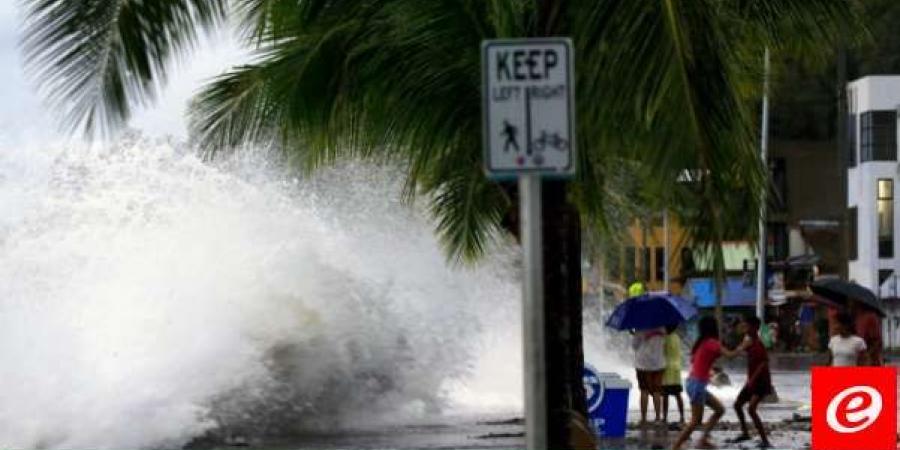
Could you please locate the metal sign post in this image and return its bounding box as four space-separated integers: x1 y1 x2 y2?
519 173 546 449
482 38 574 450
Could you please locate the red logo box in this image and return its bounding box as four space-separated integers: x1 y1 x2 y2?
812 367 897 450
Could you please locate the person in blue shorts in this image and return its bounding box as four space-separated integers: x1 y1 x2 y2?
671 317 740 450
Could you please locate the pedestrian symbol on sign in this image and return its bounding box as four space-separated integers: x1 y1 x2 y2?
502 120 520 153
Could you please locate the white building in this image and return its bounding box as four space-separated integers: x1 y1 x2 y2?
846 75 900 347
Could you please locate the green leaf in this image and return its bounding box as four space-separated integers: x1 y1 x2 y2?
22 0 226 135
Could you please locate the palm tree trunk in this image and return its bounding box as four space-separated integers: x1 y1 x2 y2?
541 180 587 449
533 1 588 448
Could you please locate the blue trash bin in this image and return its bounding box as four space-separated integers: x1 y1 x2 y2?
583 364 631 438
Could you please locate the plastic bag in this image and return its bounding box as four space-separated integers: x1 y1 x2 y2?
759 322 773 349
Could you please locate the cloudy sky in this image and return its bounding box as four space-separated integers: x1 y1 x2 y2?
0 2 245 143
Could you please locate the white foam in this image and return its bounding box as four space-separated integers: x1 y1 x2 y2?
0 135 524 448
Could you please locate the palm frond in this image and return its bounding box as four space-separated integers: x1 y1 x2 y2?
24 0 857 260
191 0 524 259
21 0 226 135
426 160 511 264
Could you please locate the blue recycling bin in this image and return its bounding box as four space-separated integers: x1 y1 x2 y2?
583 364 631 438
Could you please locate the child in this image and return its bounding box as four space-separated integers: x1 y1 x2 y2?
727 315 773 448
661 324 685 425
671 316 740 450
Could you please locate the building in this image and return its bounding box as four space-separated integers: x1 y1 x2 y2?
846 76 900 348
846 76 900 295
603 215 757 295
604 213 687 294
768 140 845 277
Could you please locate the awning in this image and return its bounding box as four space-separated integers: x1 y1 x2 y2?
684 277 757 308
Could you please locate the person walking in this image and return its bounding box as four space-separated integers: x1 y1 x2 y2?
850 299 883 366
727 315 773 449
501 120 519 152
661 324 685 426
633 326 666 425
828 312 868 366
671 316 741 450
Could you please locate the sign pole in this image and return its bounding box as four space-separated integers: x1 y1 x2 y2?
519 172 547 450
481 38 573 449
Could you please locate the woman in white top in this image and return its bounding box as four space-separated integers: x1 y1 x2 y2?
828 312 868 367
633 327 666 424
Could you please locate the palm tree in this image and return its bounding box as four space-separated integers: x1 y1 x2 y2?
22 1 857 447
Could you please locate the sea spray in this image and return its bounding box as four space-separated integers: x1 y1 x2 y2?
0 135 524 448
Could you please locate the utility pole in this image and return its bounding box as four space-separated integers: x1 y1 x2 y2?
755 48 770 320
664 210 670 292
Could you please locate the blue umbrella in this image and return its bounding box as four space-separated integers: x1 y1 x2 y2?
605 293 698 330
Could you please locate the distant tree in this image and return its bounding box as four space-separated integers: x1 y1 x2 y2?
769 0 899 142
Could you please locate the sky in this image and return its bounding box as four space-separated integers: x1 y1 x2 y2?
0 2 245 143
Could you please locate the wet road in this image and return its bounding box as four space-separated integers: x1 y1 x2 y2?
207 370 900 450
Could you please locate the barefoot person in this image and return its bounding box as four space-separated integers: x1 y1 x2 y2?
661 324 685 425
671 316 740 450
727 315 773 448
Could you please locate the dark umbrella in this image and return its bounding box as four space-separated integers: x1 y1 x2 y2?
806 293 844 311
809 278 885 317
606 293 698 331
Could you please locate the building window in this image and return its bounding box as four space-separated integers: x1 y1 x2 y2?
766 223 788 262
847 113 857 168
878 179 893 258
882 270 898 298
849 207 858 261
860 111 897 162
625 246 636 282
879 269 894 286
655 247 665 282
641 247 651 282
607 246 621 281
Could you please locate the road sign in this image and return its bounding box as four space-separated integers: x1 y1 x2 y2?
482 38 575 178
481 37 576 450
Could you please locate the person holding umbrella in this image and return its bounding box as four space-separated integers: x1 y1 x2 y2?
809 279 885 366
606 291 698 426
850 299 883 366
633 326 666 424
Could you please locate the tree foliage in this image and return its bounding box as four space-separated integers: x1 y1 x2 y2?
22 0 859 262
21 0 227 134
